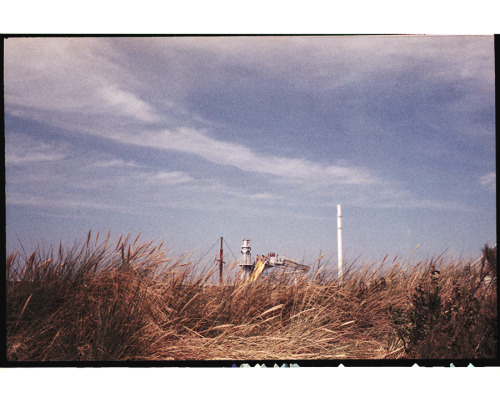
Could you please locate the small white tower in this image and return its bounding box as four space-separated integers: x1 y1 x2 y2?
241 239 251 265
241 239 253 279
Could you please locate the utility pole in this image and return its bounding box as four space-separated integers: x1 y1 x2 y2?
337 204 343 283
219 237 224 285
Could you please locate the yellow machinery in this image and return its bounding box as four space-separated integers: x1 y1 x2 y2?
248 259 266 282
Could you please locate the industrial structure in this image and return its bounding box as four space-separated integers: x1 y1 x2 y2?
216 205 343 284
212 204 344 285
239 239 309 282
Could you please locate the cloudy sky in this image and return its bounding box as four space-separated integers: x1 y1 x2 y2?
4 36 496 265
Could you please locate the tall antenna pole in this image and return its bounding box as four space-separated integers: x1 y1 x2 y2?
337 204 343 282
219 237 224 285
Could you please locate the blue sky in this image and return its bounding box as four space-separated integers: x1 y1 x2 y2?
4 36 496 266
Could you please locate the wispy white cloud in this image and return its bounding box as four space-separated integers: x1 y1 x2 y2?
6 194 122 212
5 133 67 165
96 84 160 123
89 159 142 168
147 171 196 185
143 36 494 96
5 161 281 217
198 181 282 202
5 151 66 165
382 198 474 212
246 192 277 201
109 128 379 187
4 37 161 124
315 185 475 211
480 172 496 192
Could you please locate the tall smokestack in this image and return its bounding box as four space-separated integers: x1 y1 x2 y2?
337 204 343 282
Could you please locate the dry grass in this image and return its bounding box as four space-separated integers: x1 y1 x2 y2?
5 232 497 361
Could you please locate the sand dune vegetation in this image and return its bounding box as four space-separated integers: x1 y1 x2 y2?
6 232 497 362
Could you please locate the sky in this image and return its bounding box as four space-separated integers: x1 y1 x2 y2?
3 35 497 267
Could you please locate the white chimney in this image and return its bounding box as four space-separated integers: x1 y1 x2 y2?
337 204 343 282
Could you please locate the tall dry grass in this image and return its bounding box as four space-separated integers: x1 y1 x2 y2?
5 232 497 361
